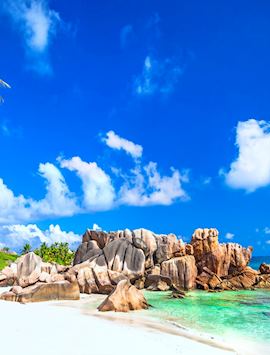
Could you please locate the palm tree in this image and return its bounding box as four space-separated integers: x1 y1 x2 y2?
22 243 32 255
0 79 11 103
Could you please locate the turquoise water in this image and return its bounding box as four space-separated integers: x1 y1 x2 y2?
144 290 270 343
143 257 270 350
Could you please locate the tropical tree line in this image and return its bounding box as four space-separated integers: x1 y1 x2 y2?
21 242 75 266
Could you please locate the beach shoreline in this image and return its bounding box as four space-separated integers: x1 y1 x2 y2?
0 287 237 355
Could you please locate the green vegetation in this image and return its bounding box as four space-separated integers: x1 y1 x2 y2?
22 243 32 254
0 251 18 270
34 242 74 266
0 242 74 270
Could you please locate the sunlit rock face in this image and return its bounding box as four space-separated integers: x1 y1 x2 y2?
0 252 80 303
161 255 197 290
0 227 260 304
72 228 197 292
191 228 253 276
97 279 149 312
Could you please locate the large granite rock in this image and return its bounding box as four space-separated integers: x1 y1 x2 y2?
191 228 252 276
97 279 148 312
71 238 145 294
222 267 258 290
0 281 80 303
17 252 42 288
259 263 270 274
145 274 172 291
160 255 197 290
0 262 17 286
73 240 101 265
155 234 185 264
255 274 270 288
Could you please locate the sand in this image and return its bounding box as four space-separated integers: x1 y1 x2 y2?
0 289 236 355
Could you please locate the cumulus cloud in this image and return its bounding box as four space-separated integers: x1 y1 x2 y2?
134 55 182 96
102 130 189 206
92 223 102 231
104 130 143 159
0 131 189 224
225 232 234 240
119 162 189 206
0 163 78 224
0 224 80 251
59 156 116 211
2 0 61 74
224 119 270 192
32 162 78 217
0 178 33 224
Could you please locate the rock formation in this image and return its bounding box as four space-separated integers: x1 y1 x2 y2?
0 252 79 303
1 227 269 306
191 228 252 276
97 279 148 312
161 255 197 290
0 281 80 303
71 228 197 292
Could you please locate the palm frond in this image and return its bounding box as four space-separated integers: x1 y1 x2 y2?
0 79 11 89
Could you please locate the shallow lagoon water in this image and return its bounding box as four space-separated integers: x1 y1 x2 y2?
144 289 270 345
143 256 270 347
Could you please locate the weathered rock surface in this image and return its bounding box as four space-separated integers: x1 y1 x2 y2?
255 274 270 288
191 228 252 276
0 225 265 305
0 262 17 286
0 281 80 303
259 263 270 274
145 274 172 291
97 279 148 312
155 234 185 264
71 237 146 294
222 267 258 290
161 255 197 290
0 251 80 302
17 252 43 288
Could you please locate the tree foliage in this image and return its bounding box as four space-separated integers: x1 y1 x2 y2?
22 243 32 255
34 242 74 266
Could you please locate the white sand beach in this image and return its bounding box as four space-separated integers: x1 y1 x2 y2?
0 288 237 355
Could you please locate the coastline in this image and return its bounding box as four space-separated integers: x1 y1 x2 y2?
0 288 236 355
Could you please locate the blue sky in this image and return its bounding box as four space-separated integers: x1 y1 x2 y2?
0 0 270 254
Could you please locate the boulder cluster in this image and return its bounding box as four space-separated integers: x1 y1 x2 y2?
0 252 79 302
1 227 270 310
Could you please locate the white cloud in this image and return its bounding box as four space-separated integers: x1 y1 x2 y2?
0 178 33 224
264 227 270 234
0 131 189 223
224 119 270 192
104 130 143 159
0 224 80 251
92 223 102 231
59 156 115 211
31 162 78 217
134 55 182 96
0 163 78 224
225 232 234 240
119 162 189 206
3 0 61 74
